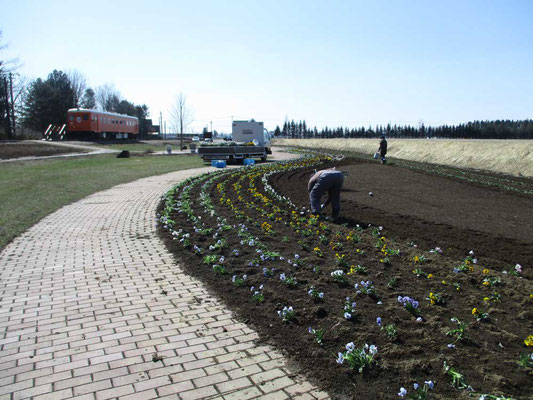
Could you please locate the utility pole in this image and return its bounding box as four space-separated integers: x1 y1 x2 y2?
159 111 162 138
164 121 167 140
9 73 15 137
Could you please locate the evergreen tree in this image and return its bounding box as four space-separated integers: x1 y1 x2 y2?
80 88 96 109
116 99 136 116
24 70 74 131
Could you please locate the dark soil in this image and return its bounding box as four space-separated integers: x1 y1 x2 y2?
158 155 533 400
0 141 87 159
276 159 533 271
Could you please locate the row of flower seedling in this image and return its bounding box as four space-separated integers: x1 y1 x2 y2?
159 154 532 399
160 161 425 396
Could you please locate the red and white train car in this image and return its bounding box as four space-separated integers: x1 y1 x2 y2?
67 108 139 139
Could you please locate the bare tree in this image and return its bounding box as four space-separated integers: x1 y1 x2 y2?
169 93 194 149
67 70 87 108
95 83 121 111
12 74 29 135
1 30 21 138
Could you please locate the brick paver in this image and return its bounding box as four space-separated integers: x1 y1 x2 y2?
0 156 329 399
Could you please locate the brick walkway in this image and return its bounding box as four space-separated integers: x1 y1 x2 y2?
0 164 329 400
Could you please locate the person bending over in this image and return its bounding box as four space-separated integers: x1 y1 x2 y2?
308 167 344 221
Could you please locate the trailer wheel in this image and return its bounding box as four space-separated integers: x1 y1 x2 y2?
261 156 267 162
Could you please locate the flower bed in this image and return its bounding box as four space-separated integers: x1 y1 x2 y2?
157 155 533 399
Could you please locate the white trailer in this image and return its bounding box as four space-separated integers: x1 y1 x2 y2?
198 120 272 162
232 120 271 148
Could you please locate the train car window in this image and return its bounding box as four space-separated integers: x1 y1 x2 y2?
83 114 89 120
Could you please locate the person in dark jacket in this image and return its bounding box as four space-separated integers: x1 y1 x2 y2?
308 168 344 221
378 135 388 164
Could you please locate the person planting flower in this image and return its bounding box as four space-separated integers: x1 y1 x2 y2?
308 167 345 222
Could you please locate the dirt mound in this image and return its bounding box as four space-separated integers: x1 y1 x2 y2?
0 141 88 159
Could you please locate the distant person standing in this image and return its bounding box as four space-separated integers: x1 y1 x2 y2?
308 168 344 221
378 135 388 164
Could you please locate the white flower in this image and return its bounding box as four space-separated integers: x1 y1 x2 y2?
398 387 407 397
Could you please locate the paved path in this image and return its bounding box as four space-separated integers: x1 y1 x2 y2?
0 163 328 399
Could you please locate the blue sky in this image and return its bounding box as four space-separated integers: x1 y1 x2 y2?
1 0 532 133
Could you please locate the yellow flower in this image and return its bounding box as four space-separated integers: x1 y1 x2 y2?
414 256 420 263
441 280 447 285
472 308 479 315
482 269 489 274
530 294 533 299
525 335 533 347
483 297 490 302
427 274 433 279
482 281 490 286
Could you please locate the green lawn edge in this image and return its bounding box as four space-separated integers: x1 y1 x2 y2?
0 153 205 252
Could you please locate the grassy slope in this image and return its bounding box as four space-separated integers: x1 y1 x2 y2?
0 154 204 251
273 138 533 177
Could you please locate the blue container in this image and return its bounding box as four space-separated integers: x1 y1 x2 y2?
243 158 255 166
211 160 226 168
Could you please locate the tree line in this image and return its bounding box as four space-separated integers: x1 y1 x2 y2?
1 31 150 139
275 119 533 140
21 70 150 134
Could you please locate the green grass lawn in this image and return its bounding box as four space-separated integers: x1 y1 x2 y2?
0 153 205 251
